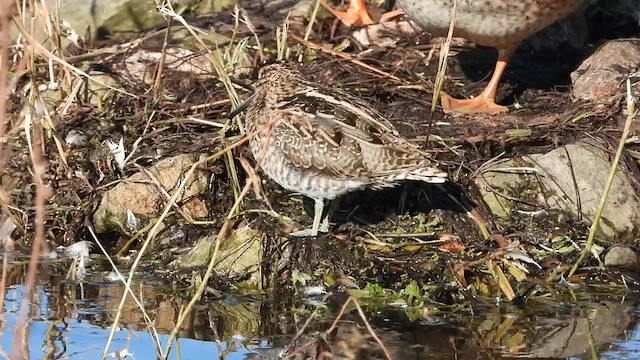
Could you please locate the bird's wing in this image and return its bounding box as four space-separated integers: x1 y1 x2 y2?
270 85 435 180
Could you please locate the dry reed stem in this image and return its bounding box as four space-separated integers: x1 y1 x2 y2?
152 23 172 102
238 156 269 203
87 224 163 356
0 231 13 329
425 0 457 145
13 20 137 97
276 14 290 61
568 79 637 277
0 2 13 325
0 4 10 139
13 96 50 359
296 0 321 63
3 4 49 357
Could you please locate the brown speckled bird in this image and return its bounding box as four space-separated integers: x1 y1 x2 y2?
235 63 447 237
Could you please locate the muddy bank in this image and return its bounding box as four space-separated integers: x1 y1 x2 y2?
2 1 640 314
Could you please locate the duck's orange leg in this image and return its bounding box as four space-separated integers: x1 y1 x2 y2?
441 47 516 115
321 0 374 26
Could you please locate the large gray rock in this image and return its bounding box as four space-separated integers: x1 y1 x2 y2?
175 225 262 287
54 0 163 37
92 153 209 235
50 0 236 39
571 39 640 103
476 141 640 239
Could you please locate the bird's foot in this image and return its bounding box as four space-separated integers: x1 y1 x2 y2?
289 220 331 237
321 0 374 27
440 92 508 115
319 216 330 233
289 228 321 237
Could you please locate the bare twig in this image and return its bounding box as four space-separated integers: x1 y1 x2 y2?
425 0 457 146
290 33 403 83
325 297 393 360
569 79 637 277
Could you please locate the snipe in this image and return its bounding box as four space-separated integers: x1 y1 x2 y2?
233 63 447 237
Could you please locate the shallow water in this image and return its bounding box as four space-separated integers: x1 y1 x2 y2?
1 266 640 360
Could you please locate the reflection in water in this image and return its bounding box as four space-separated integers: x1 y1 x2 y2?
0 272 639 359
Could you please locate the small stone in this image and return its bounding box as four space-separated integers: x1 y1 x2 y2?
604 245 639 269
176 226 262 287
92 153 209 235
571 39 640 103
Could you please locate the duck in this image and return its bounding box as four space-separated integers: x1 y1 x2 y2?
321 0 375 26
324 0 583 114
397 0 583 114
231 63 447 237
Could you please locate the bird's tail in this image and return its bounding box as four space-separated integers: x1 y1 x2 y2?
376 166 448 186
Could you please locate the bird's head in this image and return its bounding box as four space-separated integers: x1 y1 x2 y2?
255 62 305 95
227 62 305 119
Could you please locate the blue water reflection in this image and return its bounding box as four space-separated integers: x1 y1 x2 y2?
602 315 640 359
1 283 640 359
0 285 274 359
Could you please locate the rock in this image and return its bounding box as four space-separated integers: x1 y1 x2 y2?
604 245 639 269
0 215 16 243
54 0 162 38
289 0 316 19
528 302 633 358
52 0 236 40
571 39 640 103
75 71 125 105
476 141 640 239
92 153 209 235
475 165 514 220
176 226 262 287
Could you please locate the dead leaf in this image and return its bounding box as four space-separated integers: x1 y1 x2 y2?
493 263 516 300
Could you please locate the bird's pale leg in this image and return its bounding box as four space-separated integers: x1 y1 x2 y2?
290 198 325 237
321 0 374 26
440 47 516 115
